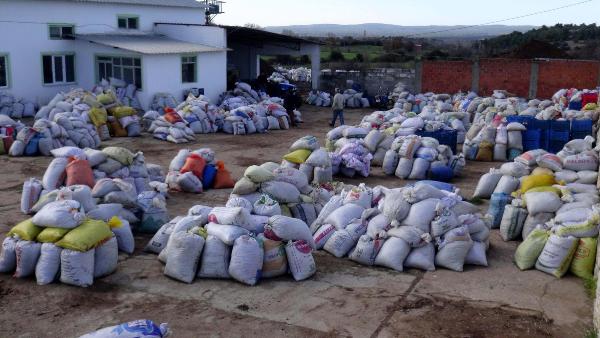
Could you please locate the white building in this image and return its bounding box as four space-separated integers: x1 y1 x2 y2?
0 0 228 107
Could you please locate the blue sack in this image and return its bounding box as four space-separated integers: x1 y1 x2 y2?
428 166 455 183
79 319 169 338
414 180 456 192
24 133 41 156
488 193 511 229
202 164 217 190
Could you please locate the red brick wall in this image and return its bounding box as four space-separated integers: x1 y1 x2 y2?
479 58 532 97
536 60 600 99
422 60 472 94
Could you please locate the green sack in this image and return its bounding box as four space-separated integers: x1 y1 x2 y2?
514 228 550 270
570 237 598 279
56 219 113 252
88 107 108 127
102 146 135 166
37 227 71 243
283 149 312 164
8 218 43 241
244 165 275 183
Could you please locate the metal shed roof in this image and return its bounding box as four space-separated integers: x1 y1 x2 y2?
77 34 227 54
35 0 206 8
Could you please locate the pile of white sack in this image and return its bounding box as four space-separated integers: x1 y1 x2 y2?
231 161 334 227
218 82 269 110
146 203 318 285
0 205 133 287
463 119 526 162
0 91 37 119
325 126 372 178
281 136 334 185
310 182 490 272
221 98 291 135
472 137 599 242
306 91 332 107
267 71 288 84
19 146 168 234
93 78 143 112
326 126 394 167
165 148 235 193
382 134 465 181
145 94 223 143
275 66 311 83
150 92 179 115
343 89 370 108
8 111 102 157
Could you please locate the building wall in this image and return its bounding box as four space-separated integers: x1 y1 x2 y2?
0 0 209 106
537 59 600 99
479 58 531 97
419 58 600 99
422 60 472 94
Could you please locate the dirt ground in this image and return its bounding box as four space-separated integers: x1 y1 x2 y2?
0 105 593 337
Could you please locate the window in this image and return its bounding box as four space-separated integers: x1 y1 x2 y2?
0 55 8 88
49 24 75 39
42 54 75 84
181 56 197 83
96 56 142 89
117 15 138 29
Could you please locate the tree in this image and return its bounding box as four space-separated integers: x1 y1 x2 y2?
244 23 263 30
354 53 365 62
329 50 345 62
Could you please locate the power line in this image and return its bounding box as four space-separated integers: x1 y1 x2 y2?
404 0 595 38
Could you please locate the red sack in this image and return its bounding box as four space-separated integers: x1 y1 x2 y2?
180 154 206 179
66 158 95 188
213 161 235 189
164 111 183 124
3 135 14 152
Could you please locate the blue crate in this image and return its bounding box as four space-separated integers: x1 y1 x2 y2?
532 120 551 150
550 120 571 132
571 119 593 140
523 129 541 151
507 115 535 128
416 129 458 154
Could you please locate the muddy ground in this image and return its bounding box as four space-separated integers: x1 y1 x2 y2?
0 105 593 337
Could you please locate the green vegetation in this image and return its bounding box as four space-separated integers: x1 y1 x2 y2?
584 276 597 299
583 328 597 338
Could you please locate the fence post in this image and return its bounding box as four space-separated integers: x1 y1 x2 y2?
529 60 539 99
471 59 480 93
414 60 423 93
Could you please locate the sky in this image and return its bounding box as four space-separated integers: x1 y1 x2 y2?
214 0 599 27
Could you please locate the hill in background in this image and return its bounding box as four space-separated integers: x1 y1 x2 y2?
265 23 535 39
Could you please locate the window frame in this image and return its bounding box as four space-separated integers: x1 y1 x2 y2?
94 54 143 90
117 15 139 30
41 52 76 86
0 53 9 89
48 23 75 40
181 55 198 83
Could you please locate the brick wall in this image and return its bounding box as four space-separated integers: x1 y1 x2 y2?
479 58 532 97
420 58 600 99
422 60 472 94
537 59 600 99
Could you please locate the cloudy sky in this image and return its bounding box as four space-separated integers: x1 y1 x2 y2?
214 0 599 27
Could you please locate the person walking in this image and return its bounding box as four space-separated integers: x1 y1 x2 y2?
330 88 345 127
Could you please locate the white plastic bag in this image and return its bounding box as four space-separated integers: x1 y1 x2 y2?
265 215 315 249
60 248 95 287
0 237 18 273
374 237 411 271
197 235 231 279
14 240 42 278
286 240 316 281
94 236 119 278
35 243 62 285
164 231 205 283
229 235 263 286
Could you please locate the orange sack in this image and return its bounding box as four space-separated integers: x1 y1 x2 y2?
213 160 235 189
164 110 183 124
108 119 128 137
66 158 95 188
180 154 206 179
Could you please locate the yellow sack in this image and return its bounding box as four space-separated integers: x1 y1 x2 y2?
110 106 136 119
83 94 102 108
532 167 553 176
280 204 292 218
283 149 312 164
89 107 108 127
514 228 550 270
475 141 493 162
97 93 115 105
583 103 598 111
570 237 597 279
520 174 556 194
37 227 71 243
525 186 562 196
56 219 113 252
9 219 43 241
